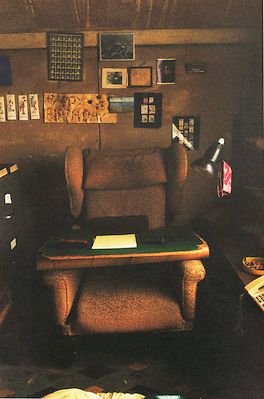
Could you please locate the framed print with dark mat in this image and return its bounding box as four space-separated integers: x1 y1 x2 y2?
134 93 162 128
99 33 135 61
47 32 84 81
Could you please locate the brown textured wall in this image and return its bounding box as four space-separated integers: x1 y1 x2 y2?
0 43 260 242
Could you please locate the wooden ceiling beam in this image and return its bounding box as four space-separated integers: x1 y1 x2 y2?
0 28 257 50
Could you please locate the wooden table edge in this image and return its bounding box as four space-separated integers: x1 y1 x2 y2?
36 241 210 271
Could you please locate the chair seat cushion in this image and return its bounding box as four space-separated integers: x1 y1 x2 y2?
70 263 189 334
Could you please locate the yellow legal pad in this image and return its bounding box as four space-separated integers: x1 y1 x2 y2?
92 234 137 250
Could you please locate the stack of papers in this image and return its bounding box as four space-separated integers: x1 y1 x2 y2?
92 234 137 250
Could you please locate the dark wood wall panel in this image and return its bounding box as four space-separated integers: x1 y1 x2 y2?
0 0 261 33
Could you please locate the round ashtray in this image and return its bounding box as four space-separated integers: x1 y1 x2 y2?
242 257 264 275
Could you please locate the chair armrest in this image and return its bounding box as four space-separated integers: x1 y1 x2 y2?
174 260 206 321
42 269 82 334
65 146 84 219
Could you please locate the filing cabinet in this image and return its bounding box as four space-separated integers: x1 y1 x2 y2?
0 163 25 327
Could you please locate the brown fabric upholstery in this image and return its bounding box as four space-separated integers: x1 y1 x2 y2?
65 144 188 226
173 260 206 321
65 146 84 219
71 263 189 334
84 185 166 230
84 148 167 190
42 269 83 334
41 143 207 335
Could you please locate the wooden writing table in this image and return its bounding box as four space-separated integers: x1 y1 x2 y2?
36 226 209 271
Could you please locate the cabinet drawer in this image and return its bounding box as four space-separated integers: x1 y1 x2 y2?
0 170 22 209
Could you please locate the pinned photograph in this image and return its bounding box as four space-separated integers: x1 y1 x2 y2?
102 68 127 89
109 96 134 113
99 33 135 61
18 95 29 120
29 94 40 119
149 105 156 114
0 96 6 122
6 94 16 120
141 105 148 114
156 58 176 84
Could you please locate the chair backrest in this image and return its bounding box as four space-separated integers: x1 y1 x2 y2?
65 144 187 230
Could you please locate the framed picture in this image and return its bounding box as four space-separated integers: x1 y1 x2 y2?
99 33 135 61
156 58 176 84
102 68 127 89
0 56 12 85
134 93 162 128
47 32 84 81
128 67 152 87
172 115 200 150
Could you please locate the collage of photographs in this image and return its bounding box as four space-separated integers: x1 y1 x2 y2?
0 32 201 134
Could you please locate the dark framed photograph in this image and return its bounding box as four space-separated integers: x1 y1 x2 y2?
99 33 135 61
47 32 84 81
102 68 127 89
134 92 162 128
156 58 176 84
128 67 152 87
0 56 12 85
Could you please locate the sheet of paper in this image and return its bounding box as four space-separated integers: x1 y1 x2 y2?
92 234 137 250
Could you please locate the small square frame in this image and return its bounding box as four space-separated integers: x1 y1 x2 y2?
99 33 135 61
128 67 152 87
102 68 128 89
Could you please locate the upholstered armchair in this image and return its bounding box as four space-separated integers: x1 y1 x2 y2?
39 144 207 335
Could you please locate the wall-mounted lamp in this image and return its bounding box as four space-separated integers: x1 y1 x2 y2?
191 138 232 197
191 138 225 176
